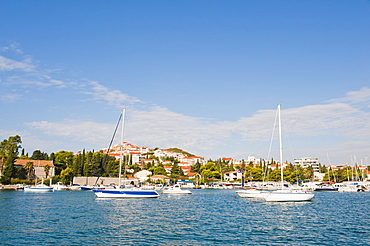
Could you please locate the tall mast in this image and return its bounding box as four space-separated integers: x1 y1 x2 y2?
118 108 126 187
278 104 284 189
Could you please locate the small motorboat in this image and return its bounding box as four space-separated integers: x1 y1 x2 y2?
52 182 68 191
70 184 82 190
162 184 192 194
80 185 93 190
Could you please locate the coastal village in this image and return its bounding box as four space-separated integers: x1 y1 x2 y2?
3 141 369 190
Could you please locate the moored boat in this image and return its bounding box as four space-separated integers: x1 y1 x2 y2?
315 184 338 192
162 184 192 194
93 108 160 199
263 189 315 202
263 105 314 202
24 184 54 192
236 187 266 198
52 182 68 191
70 184 81 190
80 185 93 190
94 188 159 198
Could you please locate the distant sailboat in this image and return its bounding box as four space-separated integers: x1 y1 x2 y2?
24 179 53 192
93 108 159 198
263 104 315 202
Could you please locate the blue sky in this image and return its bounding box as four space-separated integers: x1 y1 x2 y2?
1 0 370 165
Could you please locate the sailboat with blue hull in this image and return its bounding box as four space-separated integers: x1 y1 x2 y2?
94 189 159 198
93 108 160 199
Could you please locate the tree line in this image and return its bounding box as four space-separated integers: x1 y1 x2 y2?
0 135 368 185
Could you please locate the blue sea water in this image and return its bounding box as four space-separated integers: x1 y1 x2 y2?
0 189 369 246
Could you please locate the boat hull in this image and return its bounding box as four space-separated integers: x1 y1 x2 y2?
162 190 192 194
24 187 54 192
80 186 93 190
94 189 159 198
263 190 314 202
315 188 338 192
236 189 265 198
162 185 192 194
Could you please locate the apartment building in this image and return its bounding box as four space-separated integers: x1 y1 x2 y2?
294 157 320 172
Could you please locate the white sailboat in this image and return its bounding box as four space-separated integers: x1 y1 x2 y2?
93 108 159 198
24 179 54 192
263 104 315 202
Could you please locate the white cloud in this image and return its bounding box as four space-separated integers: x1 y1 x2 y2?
26 120 114 145
0 93 22 103
327 87 370 107
83 81 142 106
127 106 224 150
0 42 24 54
2 44 367 164
21 86 370 164
0 55 35 72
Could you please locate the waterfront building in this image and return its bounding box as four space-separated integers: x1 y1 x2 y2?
150 175 171 184
14 159 55 179
294 157 320 172
134 170 152 182
224 171 243 182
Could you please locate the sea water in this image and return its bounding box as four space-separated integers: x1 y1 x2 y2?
0 189 369 245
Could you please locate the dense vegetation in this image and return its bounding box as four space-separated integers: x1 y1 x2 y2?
0 135 368 185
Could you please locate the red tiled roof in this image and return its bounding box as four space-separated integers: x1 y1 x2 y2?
187 172 198 177
151 175 170 179
14 159 54 167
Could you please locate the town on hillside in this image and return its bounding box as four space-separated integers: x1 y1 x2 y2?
1 135 369 188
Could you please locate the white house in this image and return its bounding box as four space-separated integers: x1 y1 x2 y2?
134 170 152 182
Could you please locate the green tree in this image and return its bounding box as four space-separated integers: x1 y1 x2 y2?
153 166 167 175
248 167 263 181
60 167 74 184
0 135 22 184
199 162 221 182
31 150 48 160
54 151 74 175
44 164 50 178
25 161 34 180
170 162 184 181
190 161 201 173
268 169 282 182
128 164 141 174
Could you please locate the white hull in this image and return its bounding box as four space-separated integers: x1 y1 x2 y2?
236 189 265 198
162 185 192 194
53 187 67 191
52 182 68 190
263 190 314 202
162 190 192 194
24 185 54 192
70 185 81 191
94 188 160 198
